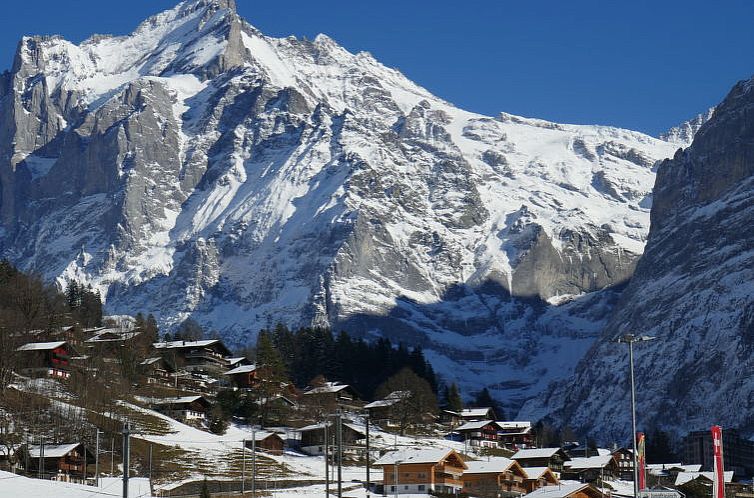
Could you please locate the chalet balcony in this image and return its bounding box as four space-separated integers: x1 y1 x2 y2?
435 472 463 487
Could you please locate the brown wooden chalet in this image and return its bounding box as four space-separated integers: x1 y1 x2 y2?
152 395 211 423
153 339 232 376
459 407 498 421
244 431 285 455
302 381 359 411
140 356 176 384
462 457 528 497
364 391 412 425
561 454 620 482
224 364 260 389
375 448 467 495
612 447 634 480
21 443 94 480
523 467 560 492
84 328 148 357
297 421 366 456
498 421 536 449
454 420 502 448
15 341 79 379
512 447 571 473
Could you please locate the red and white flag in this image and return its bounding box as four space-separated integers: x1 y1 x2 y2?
637 432 647 490
712 425 725 498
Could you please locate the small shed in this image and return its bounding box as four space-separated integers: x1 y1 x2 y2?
244 431 285 455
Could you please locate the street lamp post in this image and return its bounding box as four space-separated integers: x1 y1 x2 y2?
616 334 655 498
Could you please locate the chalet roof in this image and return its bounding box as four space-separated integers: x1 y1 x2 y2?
140 357 163 366
304 382 351 395
675 471 734 486
513 447 565 460
224 364 258 375
153 339 230 354
152 396 208 406
26 443 82 458
455 420 499 431
375 448 467 468
16 341 67 351
247 431 283 442
85 329 141 343
297 421 365 437
465 457 517 474
364 391 411 409
226 357 249 366
524 467 555 479
460 408 494 418
498 421 532 430
522 483 596 498
564 454 615 470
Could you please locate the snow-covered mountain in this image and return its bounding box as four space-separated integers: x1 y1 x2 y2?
660 107 715 147
0 0 682 409
521 77 754 440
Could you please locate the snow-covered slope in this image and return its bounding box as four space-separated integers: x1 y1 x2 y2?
522 77 754 439
0 0 679 410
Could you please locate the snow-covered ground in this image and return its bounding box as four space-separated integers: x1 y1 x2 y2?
0 471 153 498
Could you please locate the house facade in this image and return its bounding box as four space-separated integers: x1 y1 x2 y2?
375 448 467 495
562 454 619 482
523 467 560 492
22 443 94 481
455 420 502 448
498 421 536 449
153 339 232 376
297 421 366 456
152 396 211 423
462 457 528 497
15 341 77 379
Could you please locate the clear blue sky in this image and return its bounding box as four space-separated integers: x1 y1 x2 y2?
2 0 752 136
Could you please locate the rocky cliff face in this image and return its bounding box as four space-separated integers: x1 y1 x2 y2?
0 0 681 409
522 78 754 439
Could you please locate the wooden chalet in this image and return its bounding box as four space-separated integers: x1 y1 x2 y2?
303 382 357 403
612 447 635 480
462 457 528 497
562 454 620 482
440 410 462 427
244 431 285 455
152 339 232 376
364 391 412 425
297 421 366 456
140 357 175 384
521 482 607 498
152 396 211 423
224 364 260 389
498 421 536 449
375 448 467 495
523 467 560 492
21 443 94 481
15 341 79 379
512 447 571 473
454 420 502 448
84 328 146 355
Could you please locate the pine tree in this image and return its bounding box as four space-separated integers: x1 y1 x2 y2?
473 387 505 419
443 383 463 412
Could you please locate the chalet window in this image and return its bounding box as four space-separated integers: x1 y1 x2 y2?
390 486 396 491
418 485 426 491
418 472 427 478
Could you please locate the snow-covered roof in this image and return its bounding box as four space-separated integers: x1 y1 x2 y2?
513 447 564 460
224 364 257 375
246 431 282 442
646 463 701 475
675 471 734 486
153 339 225 349
26 443 82 458
140 357 163 366
16 341 66 351
596 448 611 456
226 357 247 366
465 457 516 474
522 483 594 498
364 391 411 409
296 422 365 436
460 408 494 418
152 396 207 405
498 421 532 430
375 448 466 467
524 467 554 479
85 329 141 343
564 454 615 470
304 382 351 395
455 420 498 431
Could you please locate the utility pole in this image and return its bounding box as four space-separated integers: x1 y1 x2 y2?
241 439 246 495
122 422 130 498
110 438 114 476
336 412 342 498
252 429 257 498
365 412 371 497
148 444 153 482
95 429 101 487
24 430 29 475
38 437 45 479
324 422 330 496
616 333 655 498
